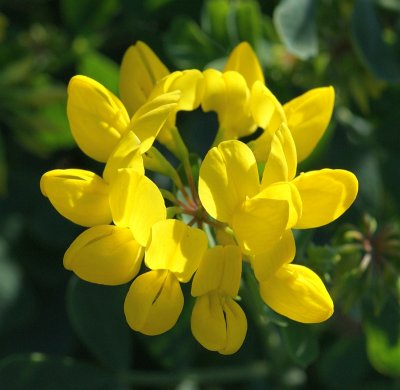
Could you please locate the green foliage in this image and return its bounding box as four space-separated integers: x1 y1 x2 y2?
273 0 318 59
66 276 132 370
0 353 121 390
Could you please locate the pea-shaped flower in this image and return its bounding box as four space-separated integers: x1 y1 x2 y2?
124 219 208 335
191 245 247 355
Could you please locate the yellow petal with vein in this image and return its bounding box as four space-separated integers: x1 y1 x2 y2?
250 81 286 134
191 293 226 352
191 245 242 297
64 225 143 285
124 270 183 335
260 264 334 323
150 70 204 111
259 182 302 229
261 123 297 186
191 293 247 355
110 169 166 246
128 91 180 153
67 75 130 162
103 132 143 183
202 69 255 139
119 41 169 116
219 298 247 355
224 42 265 88
199 140 260 223
145 219 208 282
232 196 288 255
284 86 334 162
252 230 295 281
40 169 112 227
293 169 358 229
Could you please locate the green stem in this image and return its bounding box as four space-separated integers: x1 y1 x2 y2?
144 146 193 205
118 361 269 387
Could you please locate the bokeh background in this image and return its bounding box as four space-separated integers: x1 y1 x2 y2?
0 0 400 388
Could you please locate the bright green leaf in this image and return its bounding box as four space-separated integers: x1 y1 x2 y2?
364 297 400 377
78 51 119 95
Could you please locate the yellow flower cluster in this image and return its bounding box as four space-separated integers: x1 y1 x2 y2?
40 41 358 354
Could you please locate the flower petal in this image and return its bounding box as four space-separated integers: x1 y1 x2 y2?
150 70 204 112
110 169 166 246
199 140 260 223
250 81 286 133
128 91 181 153
251 230 295 281
224 41 265 88
248 82 287 162
260 264 334 323
284 86 334 162
67 75 130 162
191 245 242 297
119 41 169 116
103 132 144 184
232 196 289 255
124 270 184 335
40 169 112 227
293 169 358 229
145 219 208 282
261 123 297 187
259 182 302 229
202 69 255 139
191 293 247 355
191 293 226 352
64 225 143 285
219 298 247 355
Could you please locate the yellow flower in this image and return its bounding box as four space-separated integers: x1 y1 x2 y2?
198 126 358 323
201 69 256 143
119 40 170 116
259 264 334 323
67 75 179 162
224 42 335 162
191 245 247 354
124 219 208 335
58 168 166 285
119 41 205 157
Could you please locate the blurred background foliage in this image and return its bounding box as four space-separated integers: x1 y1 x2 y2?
0 0 400 388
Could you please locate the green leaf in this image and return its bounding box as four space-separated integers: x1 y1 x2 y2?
0 353 121 390
364 297 400 377
317 335 370 389
233 0 263 46
66 276 132 371
351 0 400 82
281 321 319 367
201 0 231 47
273 0 318 59
60 0 119 32
165 16 222 69
78 51 119 95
